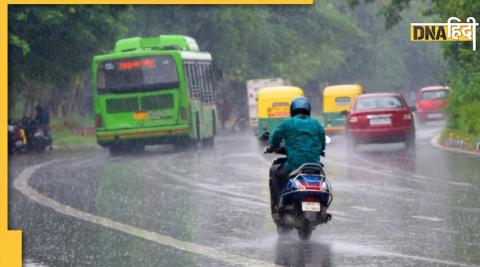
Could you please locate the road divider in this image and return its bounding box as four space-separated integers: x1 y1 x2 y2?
432 133 480 156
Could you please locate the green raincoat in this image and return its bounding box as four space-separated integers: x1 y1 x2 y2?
270 114 326 172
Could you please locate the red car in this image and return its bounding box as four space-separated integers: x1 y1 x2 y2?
415 86 449 123
346 93 415 151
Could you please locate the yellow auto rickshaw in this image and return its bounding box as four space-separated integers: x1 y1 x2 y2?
322 84 363 134
257 86 304 143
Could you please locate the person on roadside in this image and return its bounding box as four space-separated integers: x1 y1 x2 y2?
33 103 50 127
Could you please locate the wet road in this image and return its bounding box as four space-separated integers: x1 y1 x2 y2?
8 121 480 267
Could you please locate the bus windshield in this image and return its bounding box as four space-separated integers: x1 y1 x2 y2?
97 55 178 94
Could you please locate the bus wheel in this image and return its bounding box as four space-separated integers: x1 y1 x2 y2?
130 143 145 153
202 137 214 148
109 144 124 156
175 140 191 151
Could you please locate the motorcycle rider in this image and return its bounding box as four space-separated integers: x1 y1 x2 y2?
31 103 52 150
33 103 50 127
266 96 326 221
8 119 17 153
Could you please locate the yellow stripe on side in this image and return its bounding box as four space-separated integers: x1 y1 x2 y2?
20 129 27 144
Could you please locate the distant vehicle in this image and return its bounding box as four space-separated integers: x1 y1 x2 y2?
256 86 304 144
346 93 416 151
415 86 449 123
92 35 219 155
8 120 28 154
27 121 52 153
8 118 52 154
246 78 291 130
322 84 363 134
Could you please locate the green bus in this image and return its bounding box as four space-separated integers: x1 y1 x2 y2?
92 35 218 154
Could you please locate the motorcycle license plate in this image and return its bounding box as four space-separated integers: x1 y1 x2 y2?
302 202 321 212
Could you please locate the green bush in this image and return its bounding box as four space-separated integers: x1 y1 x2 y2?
51 114 93 131
50 114 96 147
457 101 480 135
52 129 96 147
445 47 480 134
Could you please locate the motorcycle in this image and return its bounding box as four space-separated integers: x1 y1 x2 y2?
8 120 28 154
9 117 52 154
265 137 333 240
28 123 52 153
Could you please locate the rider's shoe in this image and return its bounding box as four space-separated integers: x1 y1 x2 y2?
324 213 332 223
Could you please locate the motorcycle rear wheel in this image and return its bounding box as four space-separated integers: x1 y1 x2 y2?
276 223 291 235
33 139 48 153
297 221 313 240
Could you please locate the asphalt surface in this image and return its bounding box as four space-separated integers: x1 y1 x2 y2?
8 121 480 267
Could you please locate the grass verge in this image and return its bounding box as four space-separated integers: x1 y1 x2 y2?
439 128 480 151
52 129 96 147
51 115 97 147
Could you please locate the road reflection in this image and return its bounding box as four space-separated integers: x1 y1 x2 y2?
346 142 417 176
274 237 332 267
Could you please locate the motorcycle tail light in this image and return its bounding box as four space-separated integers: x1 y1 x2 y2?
95 114 103 128
306 196 316 202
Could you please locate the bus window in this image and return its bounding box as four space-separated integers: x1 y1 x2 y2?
206 65 216 103
210 67 216 102
184 61 215 103
190 63 201 99
184 64 192 97
200 64 210 104
184 63 197 99
200 63 215 104
97 56 178 93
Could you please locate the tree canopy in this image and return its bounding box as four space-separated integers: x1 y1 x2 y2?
9 2 446 124
8 5 132 116
350 0 480 135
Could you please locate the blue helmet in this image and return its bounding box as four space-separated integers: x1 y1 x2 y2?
290 96 311 116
